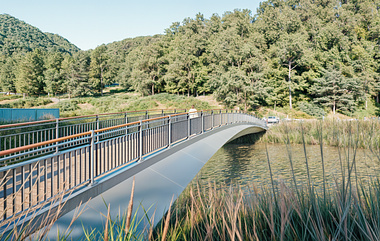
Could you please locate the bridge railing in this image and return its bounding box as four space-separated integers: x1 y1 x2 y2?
0 109 187 163
0 110 266 223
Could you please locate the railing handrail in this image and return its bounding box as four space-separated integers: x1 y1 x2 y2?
0 131 92 156
0 109 238 157
0 108 187 129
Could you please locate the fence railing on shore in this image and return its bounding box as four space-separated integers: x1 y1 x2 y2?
0 110 266 223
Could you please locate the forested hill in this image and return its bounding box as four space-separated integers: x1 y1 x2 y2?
0 14 80 55
1 0 380 117
103 0 380 115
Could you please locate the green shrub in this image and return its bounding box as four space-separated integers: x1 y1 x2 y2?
298 101 326 118
0 98 52 108
55 100 79 112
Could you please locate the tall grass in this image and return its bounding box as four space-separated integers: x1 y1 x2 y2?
0 97 52 109
150 121 380 240
263 119 380 149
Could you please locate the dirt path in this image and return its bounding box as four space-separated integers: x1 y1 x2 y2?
155 101 166 109
39 98 66 108
78 103 94 110
196 95 224 108
0 99 17 104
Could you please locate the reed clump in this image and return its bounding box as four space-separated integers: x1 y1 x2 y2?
150 122 380 241
262 119 380 149
151 178 380 240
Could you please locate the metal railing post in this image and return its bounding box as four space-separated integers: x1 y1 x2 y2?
55 118 59 152
201 111 204 134
211 110 214 129
220 109 222 126
139 120 143 160
168 116 172 148
96 115 99 141
187 113 190 138
125 113 128 135
90 130 95 185
227 110 229 125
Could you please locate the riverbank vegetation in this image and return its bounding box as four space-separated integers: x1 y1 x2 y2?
262 119 380 150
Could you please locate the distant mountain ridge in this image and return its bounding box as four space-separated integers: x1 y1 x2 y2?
0 14 80 55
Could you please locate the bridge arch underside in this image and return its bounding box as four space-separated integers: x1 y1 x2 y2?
46 123 266 239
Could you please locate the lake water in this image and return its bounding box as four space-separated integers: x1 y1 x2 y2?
190 143 380 191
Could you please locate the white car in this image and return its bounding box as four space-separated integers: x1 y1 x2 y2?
265 116 279 124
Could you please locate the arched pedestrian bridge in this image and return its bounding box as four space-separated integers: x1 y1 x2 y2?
0 109 267 238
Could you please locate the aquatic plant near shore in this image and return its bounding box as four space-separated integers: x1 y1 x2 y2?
262 119 380 149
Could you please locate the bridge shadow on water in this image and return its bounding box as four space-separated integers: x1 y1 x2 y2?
195 131 267 187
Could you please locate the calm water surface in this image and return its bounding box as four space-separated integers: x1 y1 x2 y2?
191 143 380 190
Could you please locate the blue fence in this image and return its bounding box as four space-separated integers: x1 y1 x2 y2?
0 108 59 122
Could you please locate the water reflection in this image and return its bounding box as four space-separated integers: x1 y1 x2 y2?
192 143 380 191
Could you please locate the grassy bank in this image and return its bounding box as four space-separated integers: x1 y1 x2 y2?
51 93 213 117
0 92 215 118
262 119 380 149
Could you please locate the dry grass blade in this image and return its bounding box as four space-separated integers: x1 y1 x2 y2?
148 209 156 241
161 195 174 241
104 203 110 241
125 176 135 235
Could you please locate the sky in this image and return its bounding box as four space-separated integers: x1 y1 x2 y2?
1 0 262 50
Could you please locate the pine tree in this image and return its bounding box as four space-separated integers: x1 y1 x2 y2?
89 45 109 96
15 49 45 95
44 52 64 96
311 66 363 114
0 57 16 92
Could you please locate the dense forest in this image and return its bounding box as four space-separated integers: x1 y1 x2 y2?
0 0 379 116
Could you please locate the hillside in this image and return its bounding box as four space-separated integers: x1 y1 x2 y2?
0 14 80 55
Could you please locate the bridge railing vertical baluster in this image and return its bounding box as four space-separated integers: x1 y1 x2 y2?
187 114 190 139
90 130 95 185
96 115 99 142
211 110 214 129
56 119 59 153
226 110 229 125
168 116 172 148
139 120 143 161
125 113 128 136
201 111 204 134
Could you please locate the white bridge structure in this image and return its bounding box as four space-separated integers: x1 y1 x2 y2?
0 109 267 238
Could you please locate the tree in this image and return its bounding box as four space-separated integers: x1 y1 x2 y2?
61 51 91 98
89 45 109 96
15 49 45 95
275 33 306 109
311 66 363 114
0 57 16 92
44 52 64 95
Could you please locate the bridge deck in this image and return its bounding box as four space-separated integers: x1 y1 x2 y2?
46 124 265 239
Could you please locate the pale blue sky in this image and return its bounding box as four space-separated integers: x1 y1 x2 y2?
1 0 262 50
